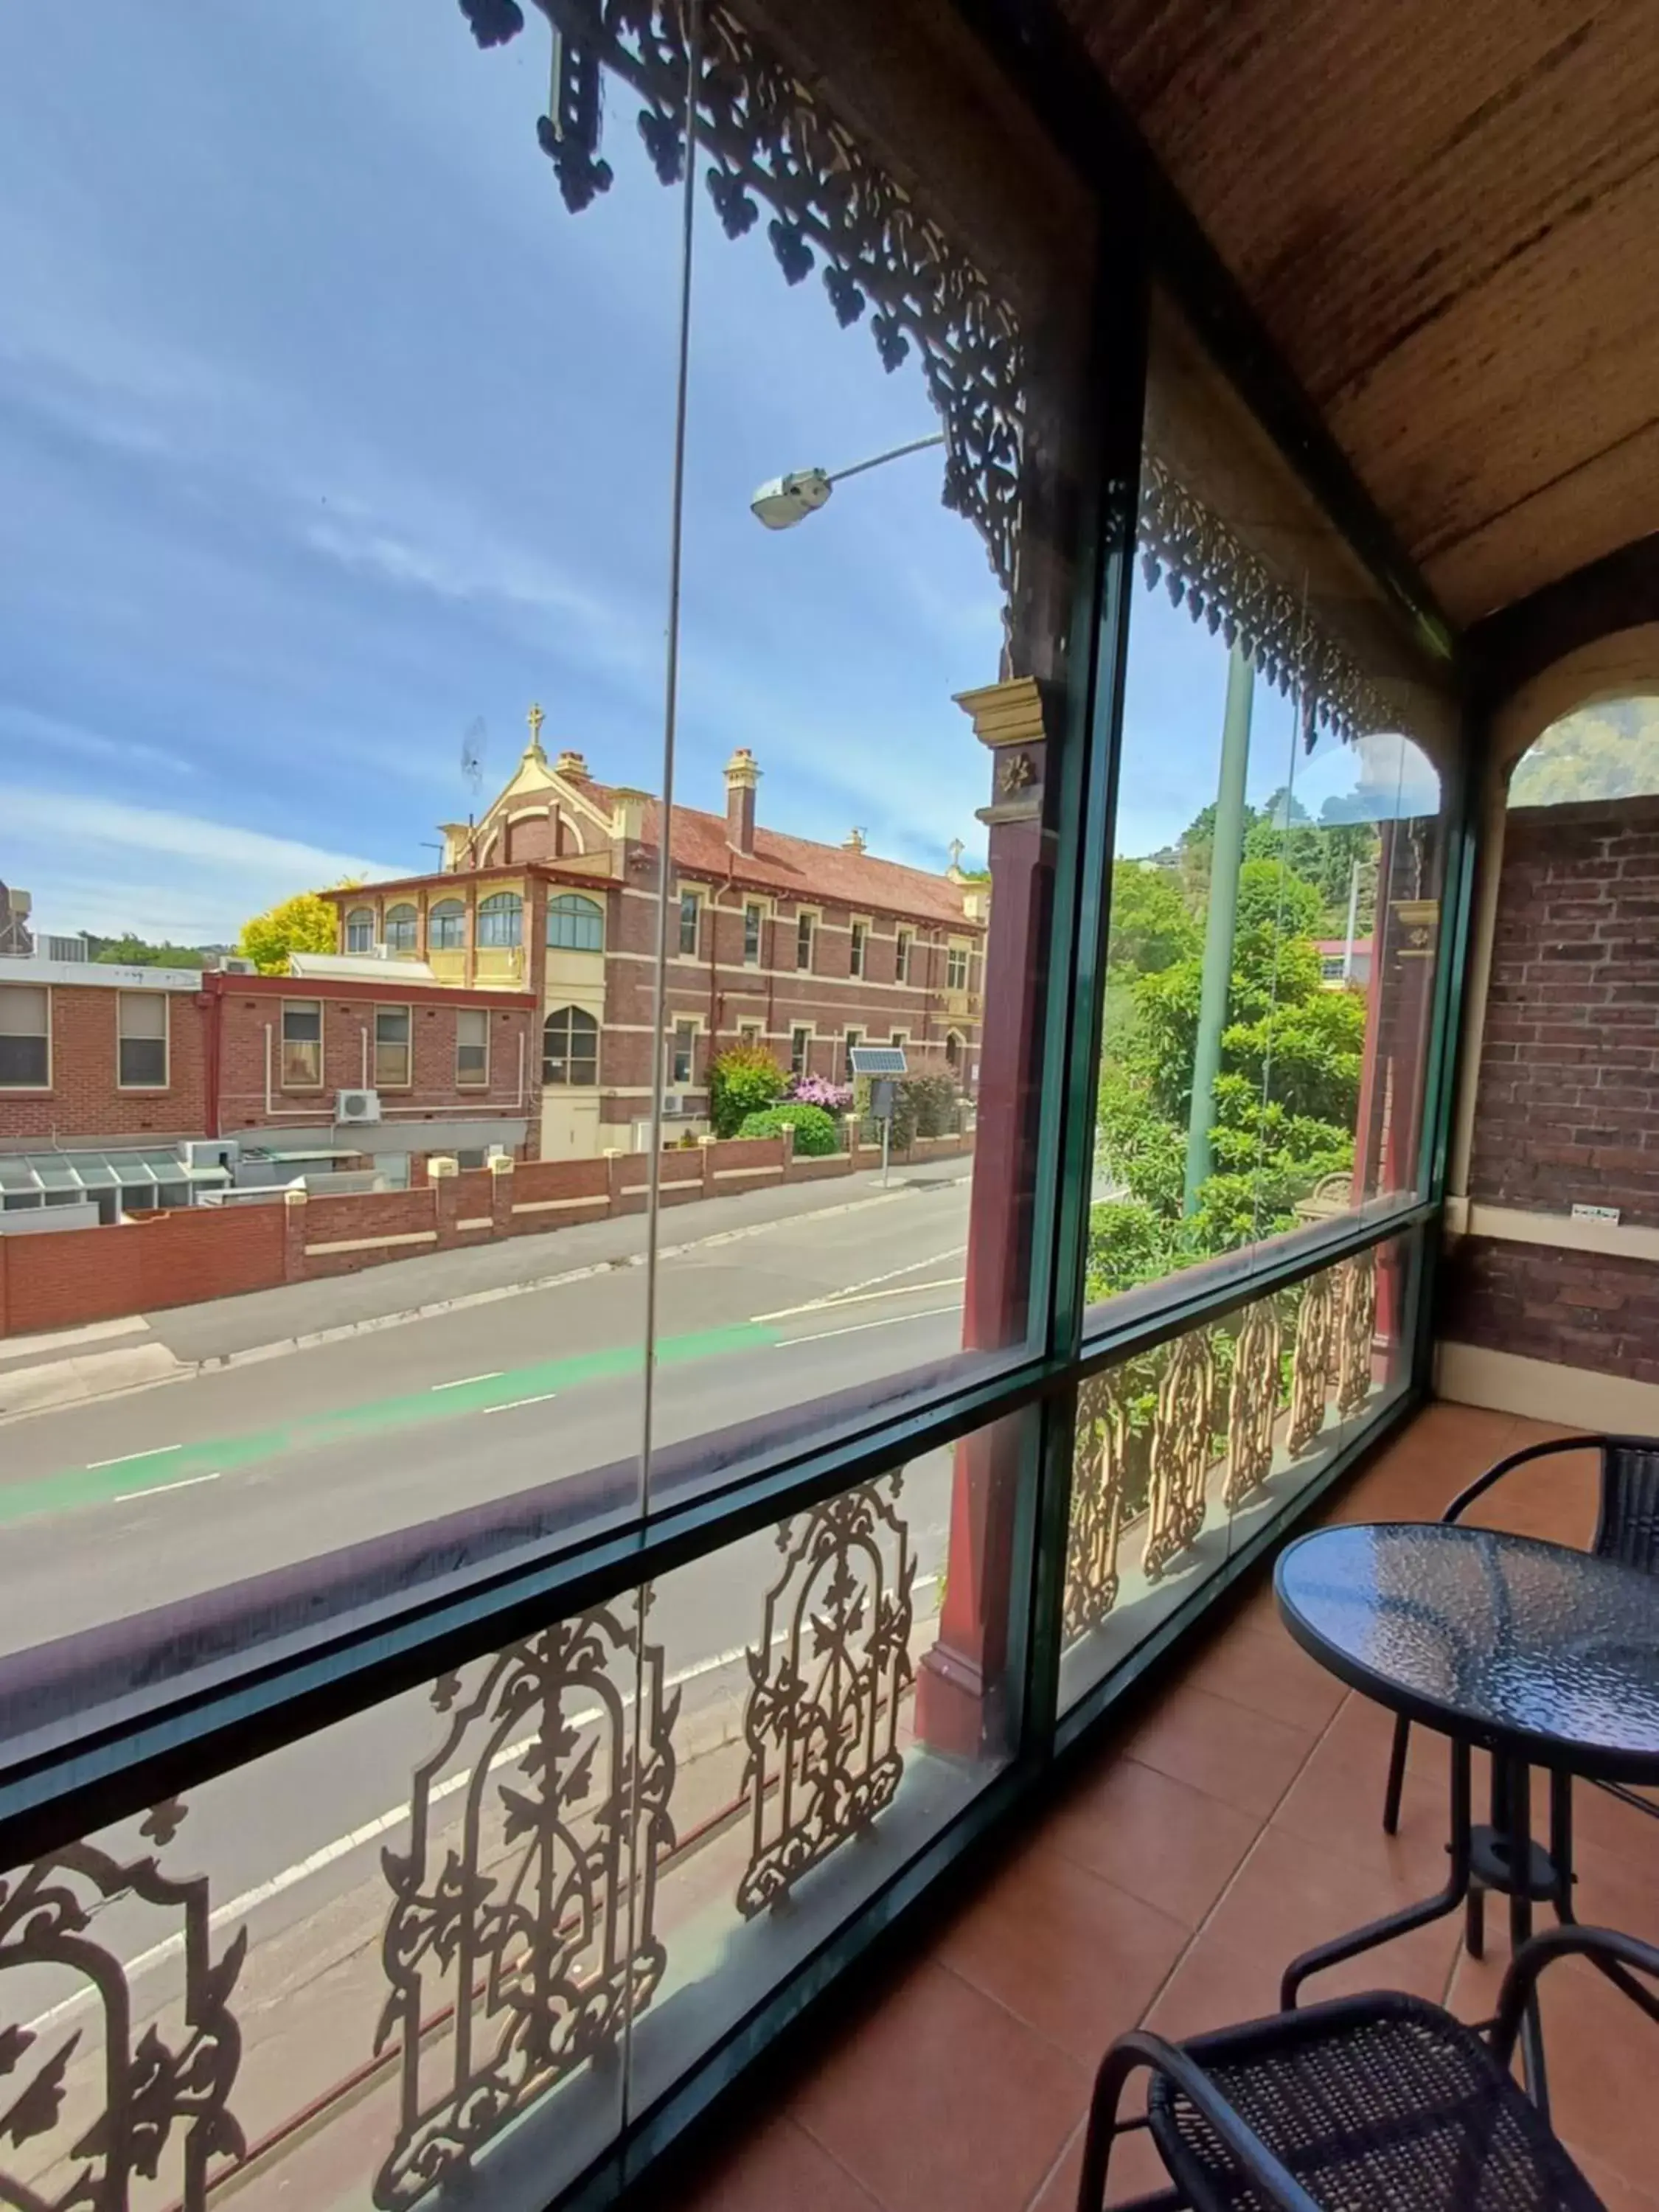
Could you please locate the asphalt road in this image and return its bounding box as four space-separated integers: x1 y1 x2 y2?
4 1175 970 2043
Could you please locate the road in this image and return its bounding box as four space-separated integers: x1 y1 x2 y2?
3 1173 971 2058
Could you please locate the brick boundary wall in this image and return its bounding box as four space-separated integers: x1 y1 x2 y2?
0 1125 975 1339
1450 792 1659 1381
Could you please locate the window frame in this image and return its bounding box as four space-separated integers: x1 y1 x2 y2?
677 887 702 959
790 1023 813 1077
344 906 375 954
546 893 605 953
945 940 970 992
669 1018 698 1089
280 998 324 1092
849 917 869 978
795 908 817 972
0 983 50 1091
373 1004 412 1091
384 904 420 956
842 1026 862 1080
428 898 467 953
476 891 524 949
455 1006 489 1089
543 1004 599 1088
895 926 914 983
116 990 169 1091
742 900 765 966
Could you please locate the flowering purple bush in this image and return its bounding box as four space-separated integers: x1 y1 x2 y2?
786 1075 853 1113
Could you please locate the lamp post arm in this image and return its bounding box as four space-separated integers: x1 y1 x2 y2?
826 431 946 485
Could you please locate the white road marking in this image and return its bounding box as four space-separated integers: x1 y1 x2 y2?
782 1305 963 1346
16 1600 933 2036
752 1246 967 1323
482 1391 560 1415
429 1371 504 1391
114 1471 220 1503
87 1444 181 1470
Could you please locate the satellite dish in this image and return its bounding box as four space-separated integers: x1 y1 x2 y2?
460 717 487 801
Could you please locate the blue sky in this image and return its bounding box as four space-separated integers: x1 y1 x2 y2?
0 3 1416 945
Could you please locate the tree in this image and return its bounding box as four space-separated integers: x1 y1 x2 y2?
237 890 339 975
709 1041 786 1138
1106 860 1198 982
1509 698 1659 806
85 931 205 970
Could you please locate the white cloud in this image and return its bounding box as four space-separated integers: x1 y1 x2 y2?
0 701 193 777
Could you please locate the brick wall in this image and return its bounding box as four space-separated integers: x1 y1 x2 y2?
1 1204 284 1333
0 978 209 1144
1470 793 1659 1222
1453 792 1659 1382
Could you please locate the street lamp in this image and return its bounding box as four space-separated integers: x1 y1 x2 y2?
749 431 945 532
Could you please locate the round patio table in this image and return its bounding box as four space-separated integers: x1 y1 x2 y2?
1273 1520 1659 2107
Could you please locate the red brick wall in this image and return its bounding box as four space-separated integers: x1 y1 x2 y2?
1453 793 1659 1380
1 1204 283 1334
0 980 209 1143
1470 793 1659 1222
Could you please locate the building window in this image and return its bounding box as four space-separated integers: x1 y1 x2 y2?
344 906 375 953
739 1020 762 1046
375 1006 411 1088
386 903 420 953
456 1007 489 1088
945 1029 964 1074
947 942 969 992
543 1005 598 1085
477 891 523 948
429 897 467 951
743 902 763 964
669 1020 697 1087
849 920 868 978
790 1025 811 1077
117 992 167 1088
282 1000 322 1089
678 889 701 956
896 928 913 983
843 1026 862 1079
0 984 49 1088
890 1029 908 1049
548 893 604 952
796 911 814 970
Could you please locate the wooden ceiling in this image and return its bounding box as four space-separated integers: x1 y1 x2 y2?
1058 0 1659 625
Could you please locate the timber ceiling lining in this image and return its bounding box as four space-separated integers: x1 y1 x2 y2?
1060 0 1659 622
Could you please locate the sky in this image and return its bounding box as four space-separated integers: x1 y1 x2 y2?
0 2 1425 946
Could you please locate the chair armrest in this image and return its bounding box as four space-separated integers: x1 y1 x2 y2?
1095 2031 1326 2212
1441 1434 1618 1524
1492 1924 1659 2067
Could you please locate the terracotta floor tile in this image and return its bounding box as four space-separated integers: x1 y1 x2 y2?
1270 1725 1461 1891
1143 1925 1289 2046
1562 2142 1659 2212
1119 1683 1314 1820
790 1958 1088 2212
1315 1685 1458 1784
1178 1618 1348 1735
675 2115 881 2212
1029 2107 1172 2210
1040 1753 1259 1930
936 1841 1190 2065
1199 1825 1464 2006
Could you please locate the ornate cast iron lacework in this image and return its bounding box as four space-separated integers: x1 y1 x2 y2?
375 1604 678 2208
1064 1369 1129 1643
1287 1265 1339 1456
1224 1296 1284 1510
459 0 1024 594
1142 1329 1217 1582
1334 1247 1380 1419
0 1808 246 2212
738 1476 916 1918
1138 453 1394 750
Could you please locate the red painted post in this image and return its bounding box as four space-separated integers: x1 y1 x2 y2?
916 678 1053 1758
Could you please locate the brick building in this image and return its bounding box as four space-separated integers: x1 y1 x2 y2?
0 957 535 1219
321 718 988 1157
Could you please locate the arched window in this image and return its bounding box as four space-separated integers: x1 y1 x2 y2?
546 893 604 952
344 906 374 953
1509 695 1659 807
477 891 524 948
385 902 419 953
945 1029 964 1074
428 897 467 951
543 1006 599 1086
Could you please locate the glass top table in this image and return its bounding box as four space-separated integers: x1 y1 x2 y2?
1272 1523 1659 2083
1276 1521 1659 1784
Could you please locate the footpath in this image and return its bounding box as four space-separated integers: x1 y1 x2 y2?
0 1159 970 1422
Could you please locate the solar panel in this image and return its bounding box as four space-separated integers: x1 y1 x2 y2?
848 1045 908 1077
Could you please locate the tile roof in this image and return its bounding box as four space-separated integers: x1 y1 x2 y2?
573 781 978 931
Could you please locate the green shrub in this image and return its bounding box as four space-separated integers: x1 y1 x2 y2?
737 1102 840 1155
907 1074 959 1138
709 1042 786 1138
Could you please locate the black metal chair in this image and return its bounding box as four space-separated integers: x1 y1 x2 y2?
1382 1433 1659 1836
1075 1924 1659 2211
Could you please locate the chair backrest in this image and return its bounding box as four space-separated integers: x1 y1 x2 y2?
1595 1440 1659 1577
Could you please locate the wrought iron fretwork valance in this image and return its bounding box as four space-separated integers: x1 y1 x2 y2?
1138 453 1395 749
462 0 1024 593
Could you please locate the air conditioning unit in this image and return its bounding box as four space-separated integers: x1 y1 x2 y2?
336 1088 383 1125
661 1093 692 1119
208 954 258 975
183 1139 239 1170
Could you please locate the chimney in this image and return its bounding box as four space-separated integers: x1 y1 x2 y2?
554 748 589 781
725 748 759 855
843 827 867 853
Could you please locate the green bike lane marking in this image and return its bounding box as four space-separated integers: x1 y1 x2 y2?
0 1321 782 1531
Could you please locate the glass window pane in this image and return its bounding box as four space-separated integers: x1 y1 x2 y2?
1085 293 1456 1321
117 990 167 1039
0 986 48 1085
429 899 467 951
